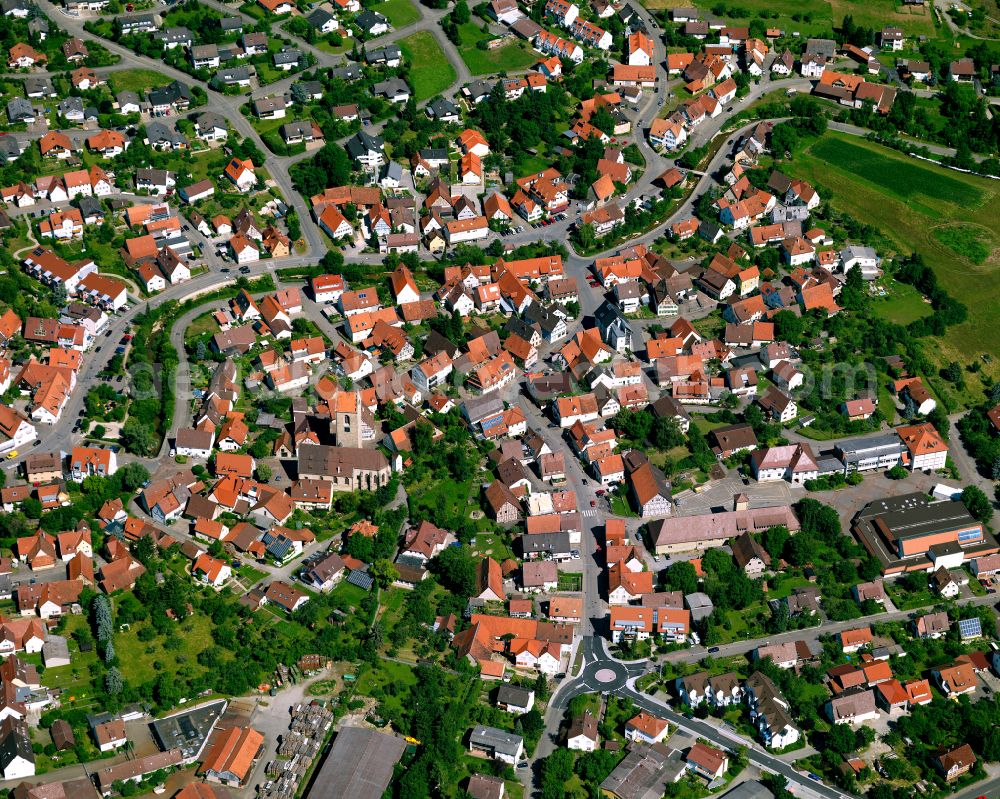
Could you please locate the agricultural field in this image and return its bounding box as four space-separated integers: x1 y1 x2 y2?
398 31 458 102
785 132 1000 389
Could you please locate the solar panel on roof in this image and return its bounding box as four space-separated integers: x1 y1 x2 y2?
958 617 982 638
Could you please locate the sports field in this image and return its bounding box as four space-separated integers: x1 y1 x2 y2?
786 132 1000 393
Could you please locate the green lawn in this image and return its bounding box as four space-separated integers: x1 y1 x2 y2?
875 279 933 326
456 22 539 75
379 0 421 27
692 415 729 434
515 151 554 179
330 579 371 608
108 69 172 94
184 312 219 342
610 495 636 517
766 574 812 600
39 617 100 706
557 572 582 591
785 131 1000 395
398 31 457 102
473 532 516 561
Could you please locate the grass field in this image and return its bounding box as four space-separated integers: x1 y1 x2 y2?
398 31 457 102
876 279 933 325
785 131 1000 393
933 223 991 264
108 69 172 94
117 613 217 685
379 0 421 27
456 22 539 75
662 0 937 37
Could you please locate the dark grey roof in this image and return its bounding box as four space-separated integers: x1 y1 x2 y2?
368 44 401 62
520 531 571 555
0 135 21 160
23 76 55 96
274 48 303 65
146 120 187 146
496 684 533 707
58 96 84 115
148 80 190 107
78 196 103 217
0 720 33 773
346 130 385 159
523 302 563 335
154 26 192 43
427 97 459 117
718 781 775 799
464 79 494 100
306 8 335 26
219 15 244 31
373 77 410 97
469 725 523 758
330 64 363 81
215 67 251 83
356 9 389 31
6 97 33 121
196 111 227 132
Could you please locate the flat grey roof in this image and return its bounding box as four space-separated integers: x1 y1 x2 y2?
306 726 406 798
150 699 227 761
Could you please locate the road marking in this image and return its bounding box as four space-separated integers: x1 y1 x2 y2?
581 509 597 517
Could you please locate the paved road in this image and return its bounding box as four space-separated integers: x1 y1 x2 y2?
947 411 993 492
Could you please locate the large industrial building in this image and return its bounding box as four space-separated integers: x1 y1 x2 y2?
853 493 997 575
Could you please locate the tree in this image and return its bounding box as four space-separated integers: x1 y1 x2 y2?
540 749 574 799
452 0 470 23
369 559 399 589
346 532 375 563
762 526 789 561
120 418 154 456
519 708 544 738
430 545 478 597
256 464 272 483
118 462 150 492
104 667 124 696
664 560 698 595
761 774 793 799
962 485 993 522
826 722 858 755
